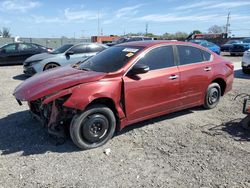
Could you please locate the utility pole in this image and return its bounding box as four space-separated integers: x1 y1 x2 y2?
225 12 230 35
145 23 148 36
97 10 100 36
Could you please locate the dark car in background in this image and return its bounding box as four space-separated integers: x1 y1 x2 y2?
106 36 153 46
220 40 242 52
0 42 52 65
229 38 250 56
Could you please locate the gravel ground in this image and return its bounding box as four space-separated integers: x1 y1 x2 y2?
0 54 250 188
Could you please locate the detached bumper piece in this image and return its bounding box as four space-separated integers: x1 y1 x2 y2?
16 99 22 106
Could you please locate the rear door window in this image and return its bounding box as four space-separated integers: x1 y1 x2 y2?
202 50 211 61
18 43 35 51
86 44 106 53
177 45 203 65
136 45 175 70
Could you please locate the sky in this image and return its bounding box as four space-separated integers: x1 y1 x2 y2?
0 0 249 38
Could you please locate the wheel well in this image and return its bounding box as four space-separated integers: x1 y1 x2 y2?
212 78 226 96
86 98 120 130
43 62 60 70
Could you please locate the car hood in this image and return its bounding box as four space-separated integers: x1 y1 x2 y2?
24 53 57 64
14 66 107 101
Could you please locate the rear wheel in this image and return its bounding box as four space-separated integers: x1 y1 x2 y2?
44 63 59 71
70 104 116 150
203 83 221 109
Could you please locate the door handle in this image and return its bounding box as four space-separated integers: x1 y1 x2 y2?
204 67 212 72
169 75 179 80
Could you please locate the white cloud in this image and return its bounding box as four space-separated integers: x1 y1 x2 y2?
0 0 41 13
175 1 250 11
136 13 223 22
64 8 102 21
103 4 145 25
115 4 144 18
204 2 250 9
175 2 214 10
31 15 62 24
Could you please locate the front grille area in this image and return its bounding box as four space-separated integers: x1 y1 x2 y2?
24 67 37 75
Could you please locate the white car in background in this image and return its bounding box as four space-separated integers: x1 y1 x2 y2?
23 43 108 76
242 49 250 74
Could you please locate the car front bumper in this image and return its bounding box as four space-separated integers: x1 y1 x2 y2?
23 66 37 76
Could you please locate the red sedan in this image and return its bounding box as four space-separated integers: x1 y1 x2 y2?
14 41 234 149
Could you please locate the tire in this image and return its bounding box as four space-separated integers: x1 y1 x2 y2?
242 67 249 74
70 104 116 150
44 63 59 71
203 83 221 109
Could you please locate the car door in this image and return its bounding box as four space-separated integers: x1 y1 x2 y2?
0 43 19 65
176 45 213 107
123 45 181 123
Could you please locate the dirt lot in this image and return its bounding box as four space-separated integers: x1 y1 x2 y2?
0 54 250 188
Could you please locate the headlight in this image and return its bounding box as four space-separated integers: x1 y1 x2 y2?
24 60 41 66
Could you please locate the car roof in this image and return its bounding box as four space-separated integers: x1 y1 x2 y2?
117 40 200 48
73 42 106 46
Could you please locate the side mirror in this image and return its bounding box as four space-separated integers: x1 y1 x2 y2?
130 64 150 75
65 50 74 56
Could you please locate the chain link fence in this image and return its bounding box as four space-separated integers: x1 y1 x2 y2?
0 37 91 49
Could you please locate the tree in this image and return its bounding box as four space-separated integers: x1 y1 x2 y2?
208 25 223 34
2 27 11 38
192 30 202 34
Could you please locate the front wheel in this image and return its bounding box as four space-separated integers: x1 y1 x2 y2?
242 67 249 74
203 83 221 109
44 63 59 71
70 104 116 150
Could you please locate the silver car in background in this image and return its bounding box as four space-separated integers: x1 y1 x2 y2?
242 49 250 74
23 43 108 75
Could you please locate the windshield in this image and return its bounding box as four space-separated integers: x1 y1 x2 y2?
79 46 144 73
226 40 242 44
51 44 73 54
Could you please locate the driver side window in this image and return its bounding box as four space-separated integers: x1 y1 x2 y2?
136 45 175 71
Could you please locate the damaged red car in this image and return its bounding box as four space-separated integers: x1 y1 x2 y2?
13 41 234 149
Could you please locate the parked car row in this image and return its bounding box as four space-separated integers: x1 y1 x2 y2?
14 40 234 149
221 38 250 56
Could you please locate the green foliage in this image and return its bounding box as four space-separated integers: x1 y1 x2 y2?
192 30 202 34
2 27 11 38
162 32 189 40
